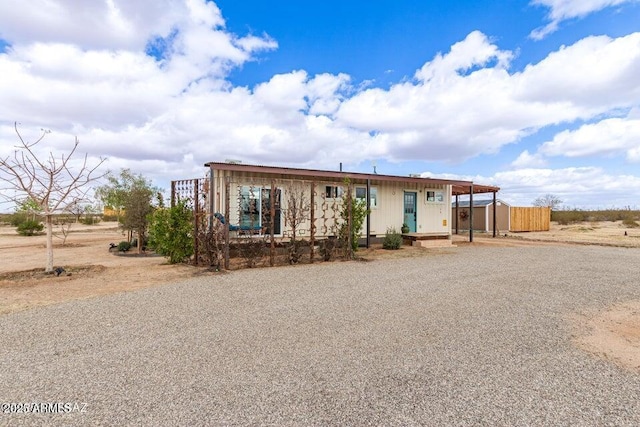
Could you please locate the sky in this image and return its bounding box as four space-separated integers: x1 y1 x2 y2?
1 0 639 209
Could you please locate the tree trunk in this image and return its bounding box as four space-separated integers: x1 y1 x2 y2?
46 214 54 273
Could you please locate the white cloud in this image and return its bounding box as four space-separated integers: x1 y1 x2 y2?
415 31 513 82
529 0 640 40
539 117 640 160
1 2 640 207
336 31 640 163
0 0 184 50
511 150 547 168
495 167 640 208
516 34 640 111
426 167 640 208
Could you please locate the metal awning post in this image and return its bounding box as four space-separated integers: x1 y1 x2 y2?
366 179 371 248
469 185 474 243
455 194 459 235
492 191 497 238
209 166 215 229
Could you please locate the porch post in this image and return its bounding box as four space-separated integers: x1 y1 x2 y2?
270 180 276 267
469 185 474 243
493 190 497 238
347 184 353 259
455 194 459 235
209 166 215 229
366 179 371 248
193 180 199 265
310 181 315 263
224 176 230 270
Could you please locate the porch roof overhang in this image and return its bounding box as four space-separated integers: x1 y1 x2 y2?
452 183 500 196
205 161 494 190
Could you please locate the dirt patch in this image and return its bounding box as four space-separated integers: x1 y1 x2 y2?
506 220 640 248
0 265 106 283
0 222 204 315
572 301 640 372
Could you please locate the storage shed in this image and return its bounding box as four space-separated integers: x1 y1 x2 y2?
452 199 511 233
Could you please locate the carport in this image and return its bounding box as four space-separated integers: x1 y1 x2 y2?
452 183 501 242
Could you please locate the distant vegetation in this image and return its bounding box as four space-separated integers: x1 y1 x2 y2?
552 209 640 227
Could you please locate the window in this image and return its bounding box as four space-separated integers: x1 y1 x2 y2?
355 187 378 208
239 186 281 234
325 185 344 199
426 190 444 203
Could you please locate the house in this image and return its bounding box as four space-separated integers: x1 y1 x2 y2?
202 162 500 246
451 199 511 233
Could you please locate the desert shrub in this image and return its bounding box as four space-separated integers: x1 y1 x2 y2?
80 216 100 225
235 235 266 268
9 212 28 227
102 214 119 222
17 220 44 236
197 219 225 270
147 200 194 264
553 210 587 225
288 239 307 264
382 227 403 250
319 237 341 261
553 209 640 225
622 217 640 228
53 214 74 225
117 241 132 252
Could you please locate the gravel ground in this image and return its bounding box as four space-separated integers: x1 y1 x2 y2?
1 244 640 426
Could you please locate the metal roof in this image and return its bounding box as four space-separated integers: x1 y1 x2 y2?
452 183 501 195
452 199 510 208
205 161 499 193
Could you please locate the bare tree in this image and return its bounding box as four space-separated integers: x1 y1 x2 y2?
533 194 563 210
0 123 106 272
284 184 310 263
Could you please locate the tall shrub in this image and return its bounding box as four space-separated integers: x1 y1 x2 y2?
148 199 194 263
338 179 370 253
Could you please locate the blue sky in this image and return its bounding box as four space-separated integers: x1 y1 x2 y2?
1 0 640 209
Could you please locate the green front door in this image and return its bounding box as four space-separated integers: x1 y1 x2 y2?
403 191 417 232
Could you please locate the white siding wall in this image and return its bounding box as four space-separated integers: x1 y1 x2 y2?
212 170 452 237
365 182 451 236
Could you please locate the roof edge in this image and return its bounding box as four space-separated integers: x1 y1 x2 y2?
204 161 478 187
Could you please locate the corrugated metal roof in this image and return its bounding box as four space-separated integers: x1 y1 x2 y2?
452 199 510 208
205 161 500 193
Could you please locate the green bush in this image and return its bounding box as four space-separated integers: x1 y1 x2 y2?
147 200 194 263
9 212 28 227
17 220 44 236
117 241 132 252
382 227 403 250
338 181 370 253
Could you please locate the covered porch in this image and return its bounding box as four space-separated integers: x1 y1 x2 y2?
452 183 501 242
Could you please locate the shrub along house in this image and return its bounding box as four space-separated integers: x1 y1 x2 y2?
201 162 500 247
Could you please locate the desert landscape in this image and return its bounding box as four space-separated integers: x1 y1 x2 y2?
2 219 639 310
2 219 640 424
2 219 639 375
0 221 198 315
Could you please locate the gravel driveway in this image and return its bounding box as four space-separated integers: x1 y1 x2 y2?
2 244 640 426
